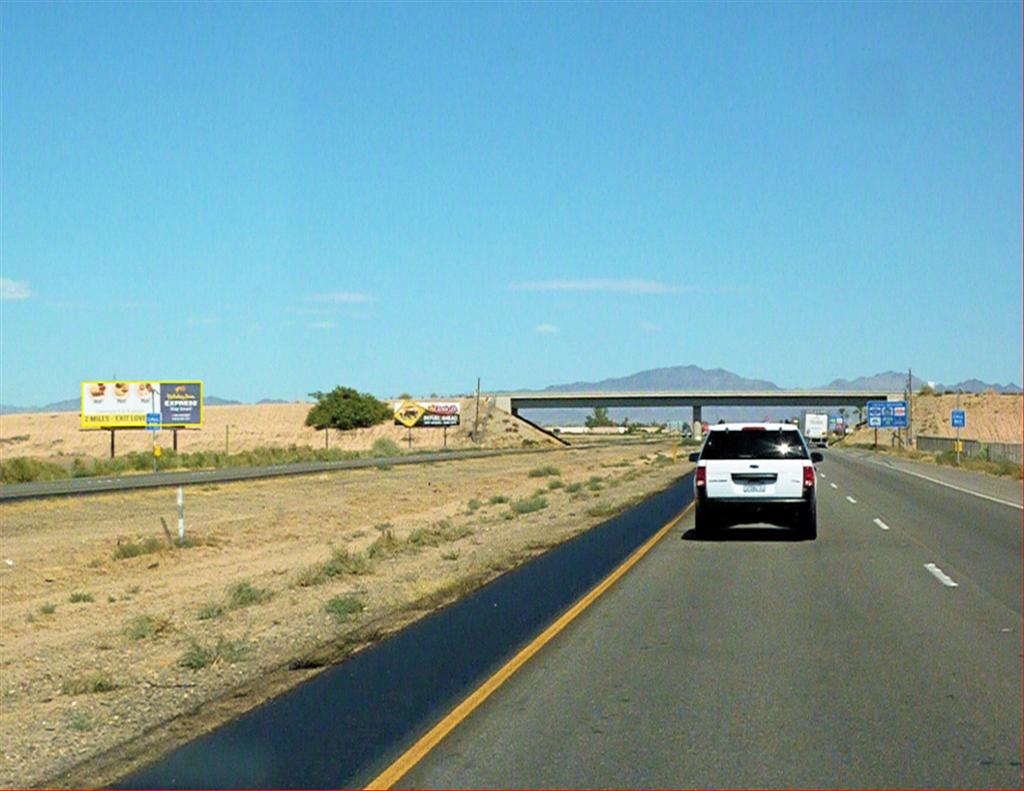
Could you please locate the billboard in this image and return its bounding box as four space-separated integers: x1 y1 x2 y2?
393 401 461 428
81 382 203 429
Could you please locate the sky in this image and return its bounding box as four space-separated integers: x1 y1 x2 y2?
2 2 1021 405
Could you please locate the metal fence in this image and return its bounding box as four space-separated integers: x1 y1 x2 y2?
915 435 1022 465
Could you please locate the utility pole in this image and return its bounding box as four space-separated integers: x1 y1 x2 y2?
473 377 481 443
955 389 962 465
907 367 914 448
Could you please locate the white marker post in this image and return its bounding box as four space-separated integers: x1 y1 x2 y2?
177 486 185 545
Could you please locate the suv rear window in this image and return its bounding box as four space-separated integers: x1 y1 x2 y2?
701 429 809 460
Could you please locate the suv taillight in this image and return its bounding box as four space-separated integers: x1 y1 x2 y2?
696 466 706 487
803 465 815 488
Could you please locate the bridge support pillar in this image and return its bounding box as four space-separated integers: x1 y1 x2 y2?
692 406 702 441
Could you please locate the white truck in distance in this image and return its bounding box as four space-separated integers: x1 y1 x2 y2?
804 412 829 448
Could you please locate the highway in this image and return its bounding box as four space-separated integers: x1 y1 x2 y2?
385 450 1022 789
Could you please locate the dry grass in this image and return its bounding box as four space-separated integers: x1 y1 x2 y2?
0 439 691 789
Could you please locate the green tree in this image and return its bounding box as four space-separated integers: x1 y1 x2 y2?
584 406 615 428
305 387 393 431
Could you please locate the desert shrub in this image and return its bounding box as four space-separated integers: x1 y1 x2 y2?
1 457 69 483
370 438 401 457
225 581 273 609
68 711 93 731
113 537 163 560
306 387 393 432
62 673 119 695
510 494 548 515
197 603 224 620
528 465 561 478
488 495 509 504
179 637 248 670
325 596 365 621
125 615 168 641
368 528 403 559
322 547 373 577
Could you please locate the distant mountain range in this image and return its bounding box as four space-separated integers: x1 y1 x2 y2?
543 365 780 393
0 395 243 415
521 365 1020 425
1 366 1018 418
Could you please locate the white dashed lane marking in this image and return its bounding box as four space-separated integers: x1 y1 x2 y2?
829 483 838 489
873 518 890 531
924 563 959 588
846 495 857 504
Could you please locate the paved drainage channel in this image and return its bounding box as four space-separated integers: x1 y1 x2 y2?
114 474 694 789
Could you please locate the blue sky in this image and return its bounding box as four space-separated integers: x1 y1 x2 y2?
2 2 1021 404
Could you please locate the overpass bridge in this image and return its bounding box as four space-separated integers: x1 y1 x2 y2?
495 391 903 439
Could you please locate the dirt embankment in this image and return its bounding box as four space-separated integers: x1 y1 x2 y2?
0 397 559 462
843 392 1022 446
0 440 691 788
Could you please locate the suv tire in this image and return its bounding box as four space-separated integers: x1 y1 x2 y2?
796 504 817 541
694 506 717 538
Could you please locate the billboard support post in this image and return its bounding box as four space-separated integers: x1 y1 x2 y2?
173 429 178 452
109 429 116 459
443 425 447 449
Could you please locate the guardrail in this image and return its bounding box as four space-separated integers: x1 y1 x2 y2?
915 435 1022 465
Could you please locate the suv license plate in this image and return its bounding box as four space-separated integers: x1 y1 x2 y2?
743 484 766 493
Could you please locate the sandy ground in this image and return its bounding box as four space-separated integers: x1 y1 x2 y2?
0 397 559 462
842 392 1021 446
0 440 691 788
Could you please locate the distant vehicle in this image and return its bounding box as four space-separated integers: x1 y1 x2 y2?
804 412 829 447
689 423 823 540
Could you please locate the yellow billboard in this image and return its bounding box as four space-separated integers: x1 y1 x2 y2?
81 381 203 429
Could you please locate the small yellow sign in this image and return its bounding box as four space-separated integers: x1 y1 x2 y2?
394 401 427 428
154 445 162 458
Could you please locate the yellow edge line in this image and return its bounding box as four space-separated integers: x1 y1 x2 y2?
365 499 695 790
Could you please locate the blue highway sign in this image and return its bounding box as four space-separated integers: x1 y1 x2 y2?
951 410 966 429
146 412 161 432
866 400 909 429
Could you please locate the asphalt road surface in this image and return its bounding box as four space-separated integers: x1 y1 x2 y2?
392 449 1022 789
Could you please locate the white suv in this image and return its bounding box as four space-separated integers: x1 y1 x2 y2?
688 423 823 539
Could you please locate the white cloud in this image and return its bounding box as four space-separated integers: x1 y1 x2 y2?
640 321 660 332
309 320 336 330
309 291 373 304
535 323 559 334
511 279 686 295
1 278 32 300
